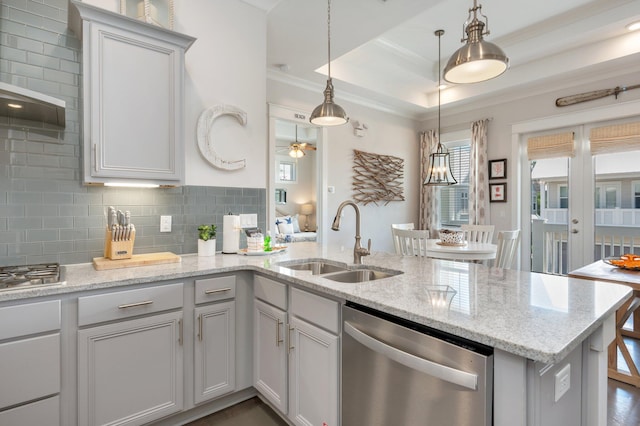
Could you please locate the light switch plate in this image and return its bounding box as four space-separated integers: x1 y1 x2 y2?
554 363 571 402
160 215 172 232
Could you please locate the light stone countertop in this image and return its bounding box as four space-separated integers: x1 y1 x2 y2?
1 242 631 364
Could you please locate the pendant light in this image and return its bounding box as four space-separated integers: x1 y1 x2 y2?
424 30 457 186
443 0 509 84
310 0 349 126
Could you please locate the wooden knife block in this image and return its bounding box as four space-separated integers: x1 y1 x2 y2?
104 228 136 260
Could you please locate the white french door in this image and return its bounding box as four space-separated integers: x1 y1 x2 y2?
521 114 640 275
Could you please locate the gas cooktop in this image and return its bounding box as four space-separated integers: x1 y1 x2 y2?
0 263 63 291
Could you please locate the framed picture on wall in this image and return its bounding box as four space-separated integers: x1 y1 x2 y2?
490 183 507 202
489 159 507 180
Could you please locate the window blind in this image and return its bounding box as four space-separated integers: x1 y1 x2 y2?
590 122 640 155
527 132 575 160
440 144 470 226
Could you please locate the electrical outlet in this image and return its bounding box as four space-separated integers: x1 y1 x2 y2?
160 215 172 233
554 363 571 402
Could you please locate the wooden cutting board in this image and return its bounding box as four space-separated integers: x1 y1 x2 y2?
93 252 181 271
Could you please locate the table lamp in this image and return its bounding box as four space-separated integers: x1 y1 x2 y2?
299 204 314 231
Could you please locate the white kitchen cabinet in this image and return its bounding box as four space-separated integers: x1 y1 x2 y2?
253 276 340 425
77 284 184 426
0 300 61 424
193 275 237 404
254 298 288 413
288 316 339 426
69 1 195 186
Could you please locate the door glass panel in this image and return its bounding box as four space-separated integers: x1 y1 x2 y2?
593 150 640 260
530 158 569 274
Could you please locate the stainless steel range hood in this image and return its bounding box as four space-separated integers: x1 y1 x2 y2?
0 82 66 127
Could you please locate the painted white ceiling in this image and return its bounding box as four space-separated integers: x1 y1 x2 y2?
256 0 640 119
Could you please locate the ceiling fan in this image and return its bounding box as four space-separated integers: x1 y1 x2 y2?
277 125 317 158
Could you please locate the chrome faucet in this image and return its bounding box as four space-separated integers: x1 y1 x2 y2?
331 200 371 264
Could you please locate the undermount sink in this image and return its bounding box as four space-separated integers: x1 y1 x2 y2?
322 268 401 283
277 259 402 283
281 261 348 275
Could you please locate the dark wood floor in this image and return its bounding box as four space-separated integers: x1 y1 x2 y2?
187 338 640 426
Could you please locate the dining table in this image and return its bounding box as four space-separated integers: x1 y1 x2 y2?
569 260 640 387
424 239 497 262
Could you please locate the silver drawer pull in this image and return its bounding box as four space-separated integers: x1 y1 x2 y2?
118 300 154 309
204 287 232 295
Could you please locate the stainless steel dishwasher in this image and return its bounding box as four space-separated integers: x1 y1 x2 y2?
342 303 493 426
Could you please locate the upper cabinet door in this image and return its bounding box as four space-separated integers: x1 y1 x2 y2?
70 1 195 186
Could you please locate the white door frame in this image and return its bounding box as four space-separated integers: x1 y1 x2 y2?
267 103 328 243
513 99 640 271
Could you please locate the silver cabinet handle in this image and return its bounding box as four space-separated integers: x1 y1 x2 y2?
344 322 478 390
178 318 183 346
118 300 153 309
288 325 295 354
276 318 283 347
198 314 203 341
204 287 231 295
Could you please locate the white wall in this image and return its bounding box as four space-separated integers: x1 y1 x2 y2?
423 70 640 238
268 80 421 253
175 0 268 188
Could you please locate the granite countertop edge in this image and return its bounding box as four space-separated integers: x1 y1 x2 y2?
0 244 631 364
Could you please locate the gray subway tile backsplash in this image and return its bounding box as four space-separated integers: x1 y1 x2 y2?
0 0 267 267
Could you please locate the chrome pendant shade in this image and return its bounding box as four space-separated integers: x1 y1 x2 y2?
443 0 509 84
425 30 457 187
310 0 348 126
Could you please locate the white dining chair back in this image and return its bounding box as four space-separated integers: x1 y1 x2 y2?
391 223 415 254
461 224 495 243
494 230 521 269
393 228 430 257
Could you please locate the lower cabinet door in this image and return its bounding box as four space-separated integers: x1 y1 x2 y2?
194 301 236 404
254 299 288 413
77 311 183 426
288 316 339 426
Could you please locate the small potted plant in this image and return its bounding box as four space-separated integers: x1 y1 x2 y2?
197 224 217 257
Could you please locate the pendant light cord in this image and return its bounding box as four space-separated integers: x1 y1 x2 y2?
327 0 332 79
436 29 444 148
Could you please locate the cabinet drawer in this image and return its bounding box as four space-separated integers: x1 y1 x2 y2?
78 283 183 326
0 395 59 426
195 276 236 304
0 334 60 410
254 275 286 310
290 288 340 334
0 300 60 340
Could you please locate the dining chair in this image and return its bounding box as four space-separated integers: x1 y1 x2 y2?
494 230 521 269
461 224 495 244
393 228 430 257
391 223 415 254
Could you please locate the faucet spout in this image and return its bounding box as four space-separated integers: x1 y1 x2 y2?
331 200 371 264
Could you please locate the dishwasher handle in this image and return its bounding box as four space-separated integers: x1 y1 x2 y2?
344 322 478 390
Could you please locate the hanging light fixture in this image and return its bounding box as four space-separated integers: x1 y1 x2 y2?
310 0 348 126
425 30 457 186
443 0 509 84
288 125 305 158
289 145 305 158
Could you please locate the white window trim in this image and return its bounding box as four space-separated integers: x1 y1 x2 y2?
595 181 621 209
558 184 568 209
632 180 640 209
276 157 297 184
